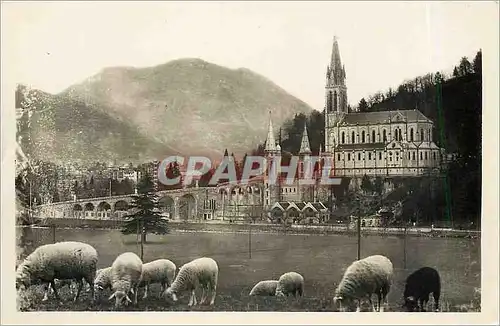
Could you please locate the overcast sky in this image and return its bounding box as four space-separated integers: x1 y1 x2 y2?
2 1 496 109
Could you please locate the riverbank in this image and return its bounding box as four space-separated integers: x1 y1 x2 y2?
23 218 481 239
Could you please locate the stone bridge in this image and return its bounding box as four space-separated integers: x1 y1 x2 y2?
36 183 265 222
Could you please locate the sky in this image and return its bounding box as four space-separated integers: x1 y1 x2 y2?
2 1 496 109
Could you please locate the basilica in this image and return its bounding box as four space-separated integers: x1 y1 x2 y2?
323 37 443 177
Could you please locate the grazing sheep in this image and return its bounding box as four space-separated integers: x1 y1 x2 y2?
334 255 393 312
93 267 113 300
139 259 176 299
163 257 218 307
402 267 441 312
249 280 279 296
108 252 143 308
275 272 304 298
16 241 98 302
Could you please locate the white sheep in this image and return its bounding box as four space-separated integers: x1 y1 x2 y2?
249 280 279 296
163 257 219 307
333 255 393 312
93 267 112 300
16 241 98 302
275 272 304 298
139 259 176 299
108 252 143 308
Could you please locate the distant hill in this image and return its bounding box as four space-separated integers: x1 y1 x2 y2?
16 58 312 164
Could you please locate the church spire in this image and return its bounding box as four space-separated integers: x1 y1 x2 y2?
328 36 345 86
299 121 312 155
264 110 277 153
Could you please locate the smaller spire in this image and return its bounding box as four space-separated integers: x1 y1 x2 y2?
265 110 277 153
299 121 312 155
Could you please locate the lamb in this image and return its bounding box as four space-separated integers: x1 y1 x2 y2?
108 252 143 308
249 280 279 296
275 272 304 298
402 267 441 312
139 259 176 299
163 257 218 307
15 241 98 302
333 255 393 312
93 267 113 299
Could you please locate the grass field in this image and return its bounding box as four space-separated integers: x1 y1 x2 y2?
16 227 481 312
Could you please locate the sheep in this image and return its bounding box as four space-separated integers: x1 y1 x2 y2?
108 252 143 308
15 241 98 302
44 279 90 300
249 280 279 296
333 255 393 312
402 267 441 312
93 267 113 300
275 272 304 298
163 257 218 307
139 259 176 299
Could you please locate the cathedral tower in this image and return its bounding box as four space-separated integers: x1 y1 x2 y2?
324 36 348 154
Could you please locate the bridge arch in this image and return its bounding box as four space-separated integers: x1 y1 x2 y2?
114 200 129 219
178 194 196 220
97 202 111 219
84 203 95 218
158 196 175 220
73 204 83 219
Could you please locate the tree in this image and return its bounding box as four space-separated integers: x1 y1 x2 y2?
360 174 373 194
472 50 482 75
121 172 169 244
358 98 369 112
453 66 459 77
458 57 473 76
373 176 384 195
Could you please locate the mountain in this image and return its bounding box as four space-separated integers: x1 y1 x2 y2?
17 58 313 165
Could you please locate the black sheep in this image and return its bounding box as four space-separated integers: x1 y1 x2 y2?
402 267 441 312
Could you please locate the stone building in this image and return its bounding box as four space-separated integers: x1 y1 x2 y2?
323 37 443 177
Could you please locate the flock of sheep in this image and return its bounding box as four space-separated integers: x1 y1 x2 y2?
16 241 442 312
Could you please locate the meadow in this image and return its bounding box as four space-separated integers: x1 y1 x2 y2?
16 226 481 312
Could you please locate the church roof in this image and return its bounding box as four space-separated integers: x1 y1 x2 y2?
340 109 432 126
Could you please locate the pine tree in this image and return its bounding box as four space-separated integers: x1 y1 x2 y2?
458 57 473 76
472 50 482 75
121 172 169 244
358 98 369 112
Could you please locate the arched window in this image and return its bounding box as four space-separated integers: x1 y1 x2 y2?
383 129 387 142
333 91 338 111
341 132 345 144
337 154 341 161
362 130 366 143
433 152 436 160
351 131 355 144
347 153 351 161
412 152 416 160
410 128 414 142
327 92 333 112
368 152 372 160
358 153 361 160
420 128 424 141
399 128 403 141
425 152 428 160
372 130 376 143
